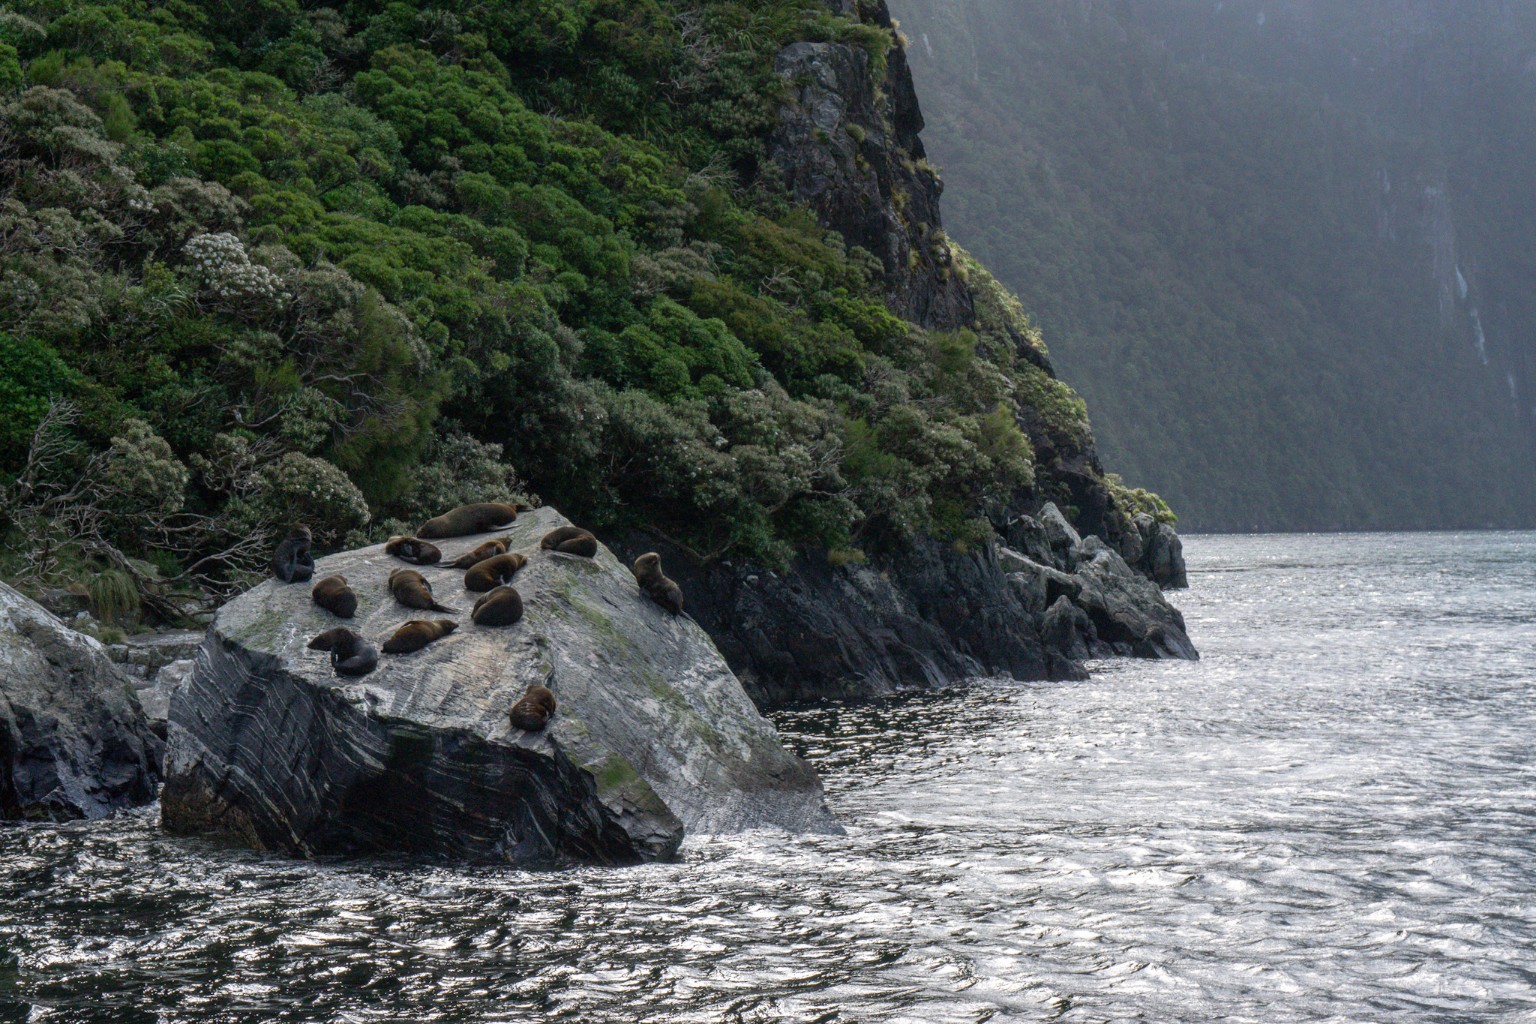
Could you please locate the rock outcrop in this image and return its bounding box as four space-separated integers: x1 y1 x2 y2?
0 583 161 821
617 502 1194 707
162 508 835 866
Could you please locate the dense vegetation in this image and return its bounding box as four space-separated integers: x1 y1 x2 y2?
0 0 1137 621
892 0 1536 531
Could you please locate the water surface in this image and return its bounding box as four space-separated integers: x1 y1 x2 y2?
3 532 1534 1022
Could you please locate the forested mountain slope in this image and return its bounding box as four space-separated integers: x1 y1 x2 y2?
892 0 1536 532
0 0 1182 689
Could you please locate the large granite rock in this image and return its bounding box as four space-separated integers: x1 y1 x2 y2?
162 507 835 866
0 583 161 820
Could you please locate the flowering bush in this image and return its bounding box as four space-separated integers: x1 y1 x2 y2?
183 232 286 310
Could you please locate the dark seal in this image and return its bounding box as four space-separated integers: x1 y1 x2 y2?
633 552 683 615
311 575 357 618
388 567 457 614
539 526 598 558
385 536 442 566
471 586 523 627
307 627 378 676
381 618 457 654
508 684 556 732
271 526 315 583
417 503 524 540
447 537 509 569
464 552 527 593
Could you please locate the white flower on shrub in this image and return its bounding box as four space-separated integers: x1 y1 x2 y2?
183 232 286 306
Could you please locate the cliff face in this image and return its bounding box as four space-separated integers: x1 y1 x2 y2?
648 2 1197 703
890 0 1536 532
768 0 973 329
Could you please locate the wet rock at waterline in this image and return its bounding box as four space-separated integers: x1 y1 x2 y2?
0 583 161 821
161 507 836 866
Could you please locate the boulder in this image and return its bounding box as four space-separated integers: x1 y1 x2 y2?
162 507 836 866
1039 502 1083 564
1070 537 1198 659
0 583 161 820
1041 595 1096 662
1135 514 1190 589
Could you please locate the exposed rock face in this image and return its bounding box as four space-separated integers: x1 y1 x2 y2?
162 508 835 866
1132 514 1189 589
0 583 161 821
618 503 1194 707
769 2 973 329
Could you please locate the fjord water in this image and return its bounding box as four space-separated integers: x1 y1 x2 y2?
3 533 1534 1023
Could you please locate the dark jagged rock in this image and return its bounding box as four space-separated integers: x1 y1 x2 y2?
1133 514 1190 589
618 499 1195 708
162 508 836 866
614 533 1087 708
1042 595 1096 662
769 2 974 330
1069 538 1198 659
0 583 161 821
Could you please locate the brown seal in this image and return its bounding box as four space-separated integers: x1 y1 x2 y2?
464 552 527 593
633 552 683 615
388 567 457 613
508 684 556 731
471 586 523 627
416 502 525 540
311 575 357 618
306 627 378 676
385 536 442 565
271 526 315 583
447 537 510 569
381 618 458 654
539 526 598 558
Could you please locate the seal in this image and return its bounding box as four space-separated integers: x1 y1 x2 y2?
464 552 527 593
381 618 458 654
385 535 442 566
306 627 378 676
632 552 683 615
310 575 357 618
271 526 315 583
447 537 510 569
471 585 523 627
388 567 457 614
416 502 525 540
539 526 598 558
508 684 556 731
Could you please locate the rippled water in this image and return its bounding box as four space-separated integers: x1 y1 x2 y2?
4 532 1535 1023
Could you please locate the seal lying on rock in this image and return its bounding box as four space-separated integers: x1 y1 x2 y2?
508 684 556 731
311 575 357 618
540 526 598 558
471 586 523 627
464 553 527 593
633 552 683 616
307 627 378 676
417 503 524 540
388 568 457 614
381 619 457 654
448 538 510 569
271 526 315 583
385 536 442 566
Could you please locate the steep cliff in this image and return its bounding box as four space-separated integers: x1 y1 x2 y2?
890 0 1536 531
617 0 1197 702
